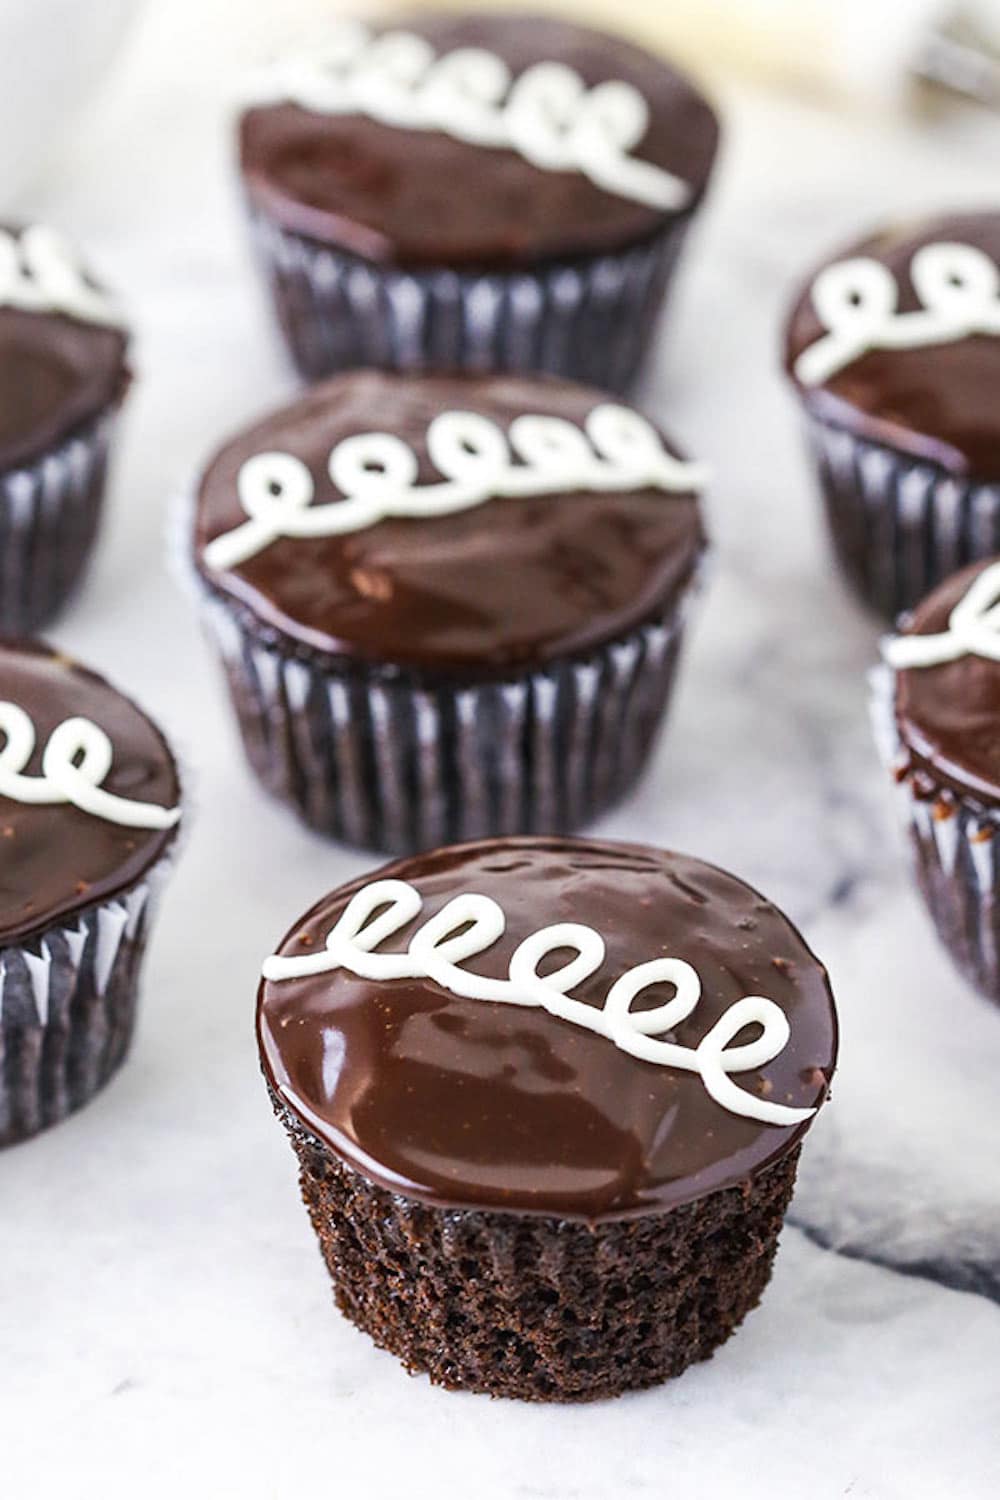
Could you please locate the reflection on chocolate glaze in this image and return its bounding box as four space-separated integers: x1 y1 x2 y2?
194 370 705 675
0 224 128 471
784 211 1000 478
0 642 180 946
895 557 1000 804
193 369 704 675
258 838 838 1222
239 13 719 267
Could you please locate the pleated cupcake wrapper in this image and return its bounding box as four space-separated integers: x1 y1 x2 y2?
871 664 1000 1001
247 207 690 392
198 583 694 855
0 412 116 634
0 863 170 1147
802 412 1000 621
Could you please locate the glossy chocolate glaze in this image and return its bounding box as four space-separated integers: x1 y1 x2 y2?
894 558 1000 805
194 371 705 675
0 642 180 947
0 227 128 473
258 838 837 1222
239 13 719 267
784 211 1000 480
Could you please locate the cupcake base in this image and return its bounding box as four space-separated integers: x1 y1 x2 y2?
247 208 691 393
0 412 116 635
273 1087 800 1402
199 584 695 855
0 873 164 1148
802 413 1000 620
871 664 1000 1004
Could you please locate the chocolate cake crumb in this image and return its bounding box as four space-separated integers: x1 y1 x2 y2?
272 1088 800 1403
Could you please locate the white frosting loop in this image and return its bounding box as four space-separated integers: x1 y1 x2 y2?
794 241 1000 385
418 47 511 146
0 702 180 829
256 23 689 211
0 225 120 327
425 411 511 490
883 559 1000 669
262 879 819 1127
204 403 707 572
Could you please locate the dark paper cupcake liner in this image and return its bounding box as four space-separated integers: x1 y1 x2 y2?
0 412 116 634
271 1084 800 1401
247 207 692 392
197 582 696 855
0 863 172 1148
802 412 1000 621
871 664 1000 1004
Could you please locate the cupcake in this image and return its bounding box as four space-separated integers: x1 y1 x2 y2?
238 13 719 389
257 836 838 1400
0 223 130 632
0 642 181 1146
784 210 1000 619
876 556 1000 1005
190 369 707 853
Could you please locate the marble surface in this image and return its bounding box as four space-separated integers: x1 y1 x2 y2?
2 5 999 1496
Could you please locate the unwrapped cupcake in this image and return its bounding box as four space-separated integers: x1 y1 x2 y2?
0 642 182 1145
0 224 130 632
875 556 1000 1005
784 210 1000 619
189 369 707 853
238 12 719 389
257 835 838 1400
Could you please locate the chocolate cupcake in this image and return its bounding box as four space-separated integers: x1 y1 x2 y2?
257 836 837 1400
0 642 181 1146
875 556 1000 1004
784 210 1000 619
0 224 130 632
238 13 719 389
190 369 707 853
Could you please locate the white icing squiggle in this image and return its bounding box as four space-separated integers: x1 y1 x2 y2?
884 559 1000 669
794 242 1000 386
0 225 120 327
257 21 689 212
262 879 818 1127
0 703 180 830
205 403 707 571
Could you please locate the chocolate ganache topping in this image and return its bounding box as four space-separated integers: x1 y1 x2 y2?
0 226 128 473
784 211 1000 480
258 838 837 1222
0 642 180 947
194 371 705 675
891 558 1000 806
239 13 719 267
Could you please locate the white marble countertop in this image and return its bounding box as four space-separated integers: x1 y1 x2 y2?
2 5 999 1496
